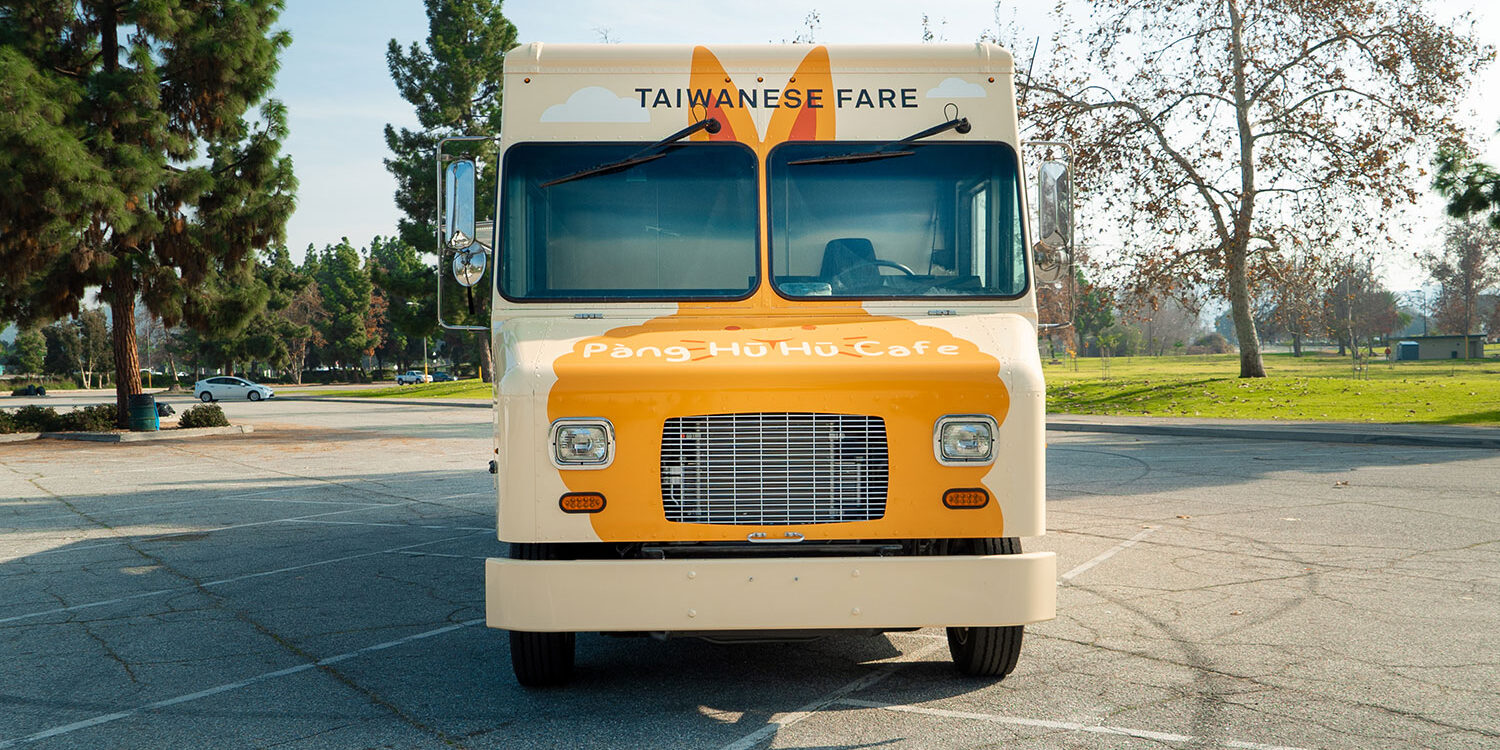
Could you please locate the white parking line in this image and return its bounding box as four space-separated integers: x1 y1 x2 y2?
280 519 492 532
12 492 393 525
0 532 488 626
717 640 948 750
18 502 412 559
836 699 1309 750
0 618 486 748
1059 526 1158 583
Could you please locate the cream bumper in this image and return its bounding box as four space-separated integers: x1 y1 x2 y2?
485 552 1056 632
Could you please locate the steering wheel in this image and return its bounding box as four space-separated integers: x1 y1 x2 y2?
829 259 917 292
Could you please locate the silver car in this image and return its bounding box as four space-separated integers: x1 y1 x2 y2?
193 376 274 402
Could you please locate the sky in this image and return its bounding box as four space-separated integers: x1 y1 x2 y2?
270 1 1500 292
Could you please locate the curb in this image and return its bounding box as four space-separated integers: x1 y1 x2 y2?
35 425 255 443
1047 420 1500 450
277 396 491 409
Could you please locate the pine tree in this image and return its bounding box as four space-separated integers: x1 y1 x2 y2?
0 1 295 425
312 239 374 373
384 0 518 382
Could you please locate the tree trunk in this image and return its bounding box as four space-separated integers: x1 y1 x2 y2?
1291 332 1302 357
481 334 495 383
108 262 143 428
1226 245 1266 377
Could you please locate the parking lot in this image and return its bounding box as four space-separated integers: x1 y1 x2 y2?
2 396 1497 749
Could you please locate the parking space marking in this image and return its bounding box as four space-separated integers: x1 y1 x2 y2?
717 640 948 750
18 501 419 559
835 699 1309 750
1058 526 1158 584
0 532 487 626
394 551 493 561
11 492 397 525
0 617 486 749
280 518 493 532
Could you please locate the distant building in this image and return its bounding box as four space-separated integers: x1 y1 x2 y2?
1394 334 1486 360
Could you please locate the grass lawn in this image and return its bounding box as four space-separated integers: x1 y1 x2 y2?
292 380 492 399
1046 350 1500 425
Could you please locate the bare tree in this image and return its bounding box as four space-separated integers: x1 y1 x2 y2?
1422 219 1500 340
1027 0 1491 377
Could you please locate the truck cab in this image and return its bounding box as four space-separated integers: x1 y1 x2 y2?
445 43 1059 686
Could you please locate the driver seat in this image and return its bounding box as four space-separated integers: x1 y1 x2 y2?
819 237 879 289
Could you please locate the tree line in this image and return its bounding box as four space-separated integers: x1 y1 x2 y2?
1 235 494 385
1041 215 1500 362
0 0 514 424
4 0 1498 428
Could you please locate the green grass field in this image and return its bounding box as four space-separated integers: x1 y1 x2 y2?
1046 350 1500 424
290 349 1499 426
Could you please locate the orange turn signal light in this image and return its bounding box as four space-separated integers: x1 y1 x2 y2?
559 492 606 514
943 488 990 509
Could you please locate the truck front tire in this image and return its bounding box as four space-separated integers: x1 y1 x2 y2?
946 537 1025 678
508 542 576 687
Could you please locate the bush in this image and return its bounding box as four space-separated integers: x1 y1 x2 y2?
55 404 118 432
178 403 229 428
0 404 124 433
9 404 60 432
1193 332 1234 354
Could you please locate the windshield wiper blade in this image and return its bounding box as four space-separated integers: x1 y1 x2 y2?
787 116 972 166
541 117 721 188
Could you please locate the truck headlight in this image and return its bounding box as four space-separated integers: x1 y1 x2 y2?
550 419 614 469
934 415 997 465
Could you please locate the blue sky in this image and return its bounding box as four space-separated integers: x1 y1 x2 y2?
270 0 1500 285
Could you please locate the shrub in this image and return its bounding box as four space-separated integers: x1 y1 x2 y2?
55 404 119 432
1193 332 1234 354
0 410 17 434
178 403 229 428
10 405 61 432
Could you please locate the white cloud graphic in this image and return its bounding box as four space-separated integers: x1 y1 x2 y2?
925 78 988 99
540 86 650 123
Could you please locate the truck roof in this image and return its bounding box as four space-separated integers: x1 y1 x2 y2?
505 43 1015 75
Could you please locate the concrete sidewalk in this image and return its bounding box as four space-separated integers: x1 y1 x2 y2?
1048 414 1500 450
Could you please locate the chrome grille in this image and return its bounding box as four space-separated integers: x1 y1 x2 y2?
661 413 889 525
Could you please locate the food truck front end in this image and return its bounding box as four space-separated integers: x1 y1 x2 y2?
464 43 1058 683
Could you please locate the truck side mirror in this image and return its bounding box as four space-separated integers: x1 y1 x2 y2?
444 160 486 287
1033 158 1073 285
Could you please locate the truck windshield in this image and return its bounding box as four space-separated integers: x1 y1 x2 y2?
767 142 1028 299
500 142 758 301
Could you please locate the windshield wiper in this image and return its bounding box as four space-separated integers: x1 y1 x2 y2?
541 117 722 188
786 117 972 166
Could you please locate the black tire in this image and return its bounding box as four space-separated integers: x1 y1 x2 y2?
508 543 576 687
248 391 261 402
946 537 1025 679
199 392 213 403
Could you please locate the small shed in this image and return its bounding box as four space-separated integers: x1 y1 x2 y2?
1397 334 1485 360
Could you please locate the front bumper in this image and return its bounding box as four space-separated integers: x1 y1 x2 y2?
485 552 1056 632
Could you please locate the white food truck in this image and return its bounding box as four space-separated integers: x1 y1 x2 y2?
438 43 1071 686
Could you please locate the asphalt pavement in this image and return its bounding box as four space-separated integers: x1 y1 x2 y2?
1 396 1497 748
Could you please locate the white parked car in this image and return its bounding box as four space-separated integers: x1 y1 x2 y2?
194 376 274 402
395 370 432 385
